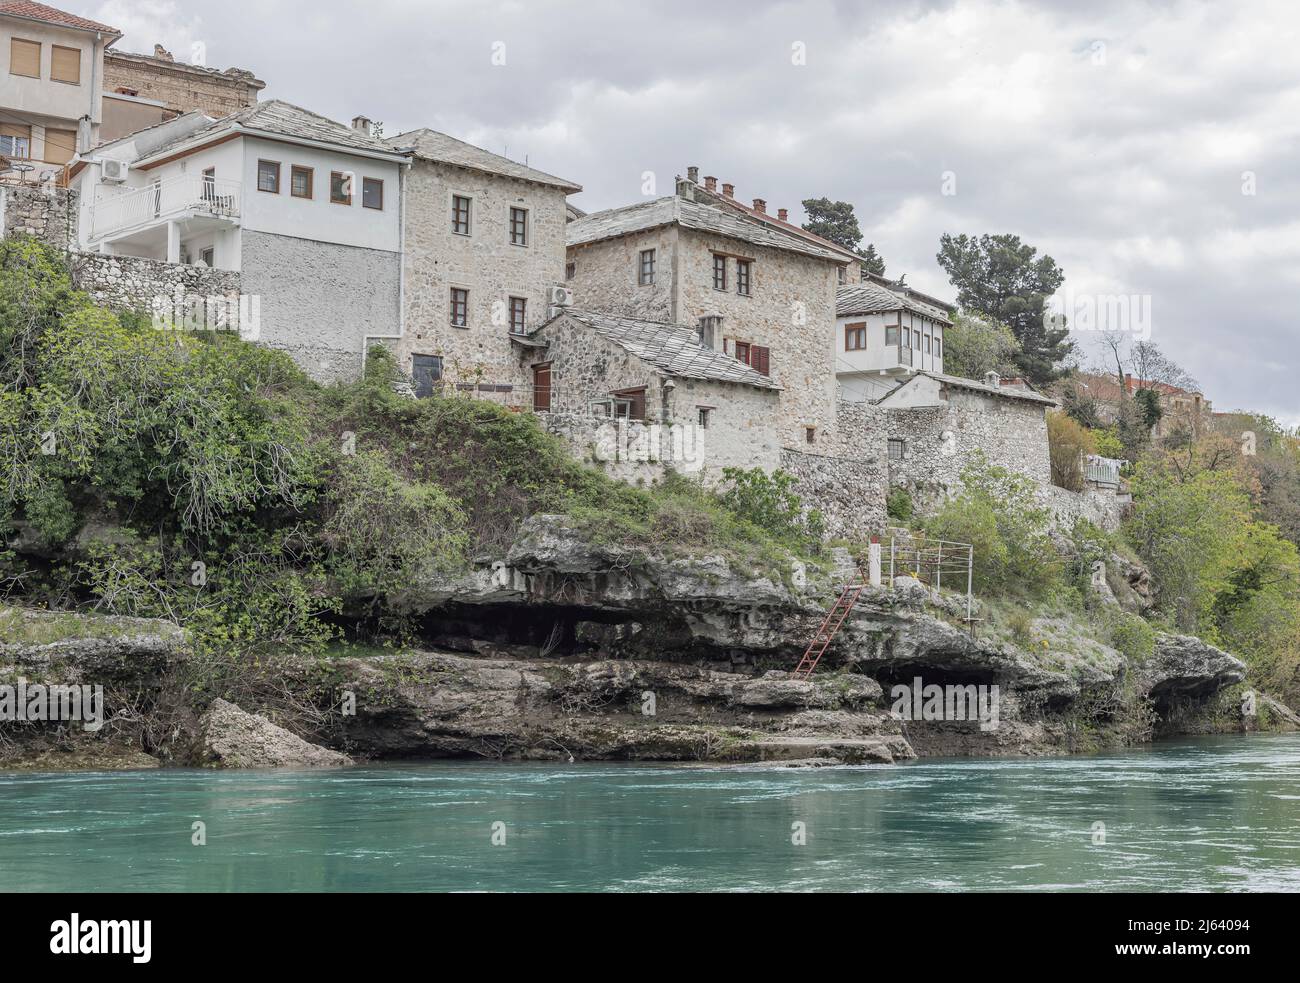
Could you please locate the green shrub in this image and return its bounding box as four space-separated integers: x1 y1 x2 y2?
1109 612 1156 663
718 467 825 552
886 486 913 522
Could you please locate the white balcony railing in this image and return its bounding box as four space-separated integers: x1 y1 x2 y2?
90 175 241 240
1084 455 1124 488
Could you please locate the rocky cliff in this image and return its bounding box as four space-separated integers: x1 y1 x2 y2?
0 516 1280 769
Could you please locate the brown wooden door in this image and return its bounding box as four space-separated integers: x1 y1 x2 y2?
533 364 551 412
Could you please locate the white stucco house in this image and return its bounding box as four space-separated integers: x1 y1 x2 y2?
67 100 412 378
835 277 952 402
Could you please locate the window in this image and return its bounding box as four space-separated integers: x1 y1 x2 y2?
901 327 911 348
697 407 711 430
639 248 656 286
43 128 76 165
712 254 727 291
736 259 751 296
9 38 39 78
612 387 647 421
806 427 816 444
728 339 770 377
200 247 215 268
257 160 280 194
331 171 352 204
508 296 527 334
837 267 846 285
412 354 444 398
450 287 469 328
888 438 906 460
362 177 383 210
291 165 313 199
51 45 80 84
0 124 31 159
509 207 528 246
885 324 899 346
201 166 216 201
925 334 932 355
935 336 942 359
565 261 576 280
845 322 866 351
452 195 471 234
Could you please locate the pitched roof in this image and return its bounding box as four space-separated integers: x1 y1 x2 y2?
1067 371 1203 402
691 185 861 261
388 128 581 192
925 371 1057 405
136 100 405 164
837 282 953 323
567 196 847 263
539 309 781 391
0 1 120 35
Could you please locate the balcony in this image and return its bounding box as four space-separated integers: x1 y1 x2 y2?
90 175 241 241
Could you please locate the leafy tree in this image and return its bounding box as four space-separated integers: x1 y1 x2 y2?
1047 411 1096 492
936 233 1073 385
942 313 1022 381
1133 387 1163 431
801 198 885 270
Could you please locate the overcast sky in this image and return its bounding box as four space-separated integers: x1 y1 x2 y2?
87 0 1300 424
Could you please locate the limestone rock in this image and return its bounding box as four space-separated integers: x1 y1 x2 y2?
197 699 351 769
1138 634 1247 700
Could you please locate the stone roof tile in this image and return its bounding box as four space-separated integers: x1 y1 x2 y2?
388 128 581 192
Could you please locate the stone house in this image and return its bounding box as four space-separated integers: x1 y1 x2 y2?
520 308 783 480
100 43 265 143
382 127 581 396
565 170 848 450
1063 371 1213 440
67 100 409 379
1 0 122 182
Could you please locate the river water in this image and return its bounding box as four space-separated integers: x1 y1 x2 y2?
2 734 1298 892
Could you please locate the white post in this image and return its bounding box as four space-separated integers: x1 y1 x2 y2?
166 220 181 264
868 536 881 587
936 541 943 592
889 538 896 588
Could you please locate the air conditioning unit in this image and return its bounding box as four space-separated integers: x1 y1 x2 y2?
549 285 574 307
101 158 129 183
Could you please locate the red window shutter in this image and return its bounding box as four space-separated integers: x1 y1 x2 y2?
752 345 770 376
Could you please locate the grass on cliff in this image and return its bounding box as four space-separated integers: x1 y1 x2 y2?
0 236 821 661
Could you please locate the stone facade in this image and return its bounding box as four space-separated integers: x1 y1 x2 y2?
524 314 782 481
568 225 677 321
241 231 401 382
780 447 887 541
0 184 77 251
397 158 570 388
103 47 264 118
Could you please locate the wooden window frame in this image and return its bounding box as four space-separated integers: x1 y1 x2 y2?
712 254 727 291
736 259 752 296
9 38 40 79
50 44 81 85
509 206 529 247
256 159 281 194
845 322 867 351
565 261 576 281
362 176 384 210
508 295 527 334
451 194 472 235
450 287 469 328
290 165 313 199
330 171 352 205
612 387 647 422
639 248 656 286
885 324 900 346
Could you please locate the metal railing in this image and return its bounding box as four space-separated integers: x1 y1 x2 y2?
887 535 975 622
1083 455 1124 488
90 175 241 239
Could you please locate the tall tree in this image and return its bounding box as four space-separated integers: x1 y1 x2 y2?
801 198 886 273
936 233 1073 385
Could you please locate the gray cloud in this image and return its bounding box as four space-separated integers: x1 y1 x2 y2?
89 0 1300 423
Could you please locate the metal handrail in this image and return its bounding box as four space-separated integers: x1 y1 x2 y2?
90 175 241 239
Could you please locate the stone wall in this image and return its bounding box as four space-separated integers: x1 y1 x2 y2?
103 49 263 117
568 225 677 322
397 159 570 388
781 447 888 541
70 252 242 317
1040 484 1128 533
240 230 401 382
0 184 78 251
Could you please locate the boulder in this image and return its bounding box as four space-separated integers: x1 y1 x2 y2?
197 699 351 769
1138 634 1247 701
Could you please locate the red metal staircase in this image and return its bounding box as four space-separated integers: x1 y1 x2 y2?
792 573 867 679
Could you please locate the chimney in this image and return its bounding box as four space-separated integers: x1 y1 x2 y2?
351 116 375 137
752 198 766 213
984 371 1001 388
722 182 735 198
153 44 174 62
686 165 699 183
697 315 721 350
704 175 717 192
777 208 788 222
1124 372 1133 392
